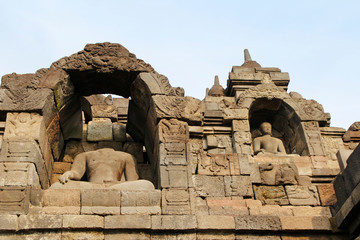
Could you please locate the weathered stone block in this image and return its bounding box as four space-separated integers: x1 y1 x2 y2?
105 231 150 240
81 189 121 215
0 215 18 230
235 215 281 230
159 142 187 165
0 162 39 187
162 188 192 214
291 206 331 217
193 175 225 197
232 120 250 132
113 123 127 142
152 215 196 230
43 189 80 207
280 216 331 230
316 184 337 206
63 215 104 229
159 119 189 143
0 140 49 189
207 198 248 216
4 112 43 141
223 108 248 120
43 189 80 214
151 233 196 240
253 185 289 205
18 215 62 230
224 176 253 197
258 162 299 186
105 215 151 229
62 231 104 240
248 205 293 216
198 153 230 175
121 190 161 215
160 166 189 188
198 232 235 240
0 186 30 215
285 186 320 206
87 118 113 141
197 215 235 229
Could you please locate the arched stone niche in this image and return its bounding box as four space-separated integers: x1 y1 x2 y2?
45 43 184 188
249 98 309 155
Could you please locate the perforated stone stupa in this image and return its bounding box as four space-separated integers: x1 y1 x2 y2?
0 42 358 239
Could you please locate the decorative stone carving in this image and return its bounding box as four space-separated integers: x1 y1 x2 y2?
159 119 188 143
162 188 192 214
253 185 289 205
91 104 117 121
259 163 299 186
160 143 187 166
302 122 326 156
198 153 240 176
0 140 49 189
0 186 30 215
285 186 320 206
253 122 286 155
193 175 225 197
160 166 189 188
224 176 253 197
152 95 203 122
52 148 154 190
4 113 43 140
208 76 225 97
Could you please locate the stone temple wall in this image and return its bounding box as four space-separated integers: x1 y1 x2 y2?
0 43 356 239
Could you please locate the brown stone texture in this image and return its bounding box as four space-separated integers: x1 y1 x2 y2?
235 215 281 230
193 175 225 197
197 215 235 229
224 176 253 197
81 189 121 215
105 215 151 229
161 166 190 188
280 216 332 230
249 205 293 216
162 188 192 214
0 215 18 230
152 215 197 230
253 185 289 205
43 189 80 214
160 142 187 166
53 162 71 174
87 118 113 141
207 198 248 216
18 215 62 230
62 215 104 229
285 186 320 206
121 190 161 215
0 186 30 215
316 184 337 206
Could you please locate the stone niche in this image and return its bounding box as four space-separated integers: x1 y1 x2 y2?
249 98 308 156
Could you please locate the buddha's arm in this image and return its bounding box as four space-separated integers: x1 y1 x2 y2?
124 155 139 181
253 138 263 155
278 139 286 153
59 152 86 183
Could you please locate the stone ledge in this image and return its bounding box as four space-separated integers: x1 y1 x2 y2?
197 215 235 229
235 215 281 230
105 215 151 229
0 215 18 230
63 215 104 229
152 215 197 230
18 215 62 230
280 216 332 231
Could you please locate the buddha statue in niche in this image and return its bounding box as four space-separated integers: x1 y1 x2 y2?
253 122 286 155
51 148 154 190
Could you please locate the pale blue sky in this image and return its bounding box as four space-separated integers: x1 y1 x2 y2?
0 0 359 129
